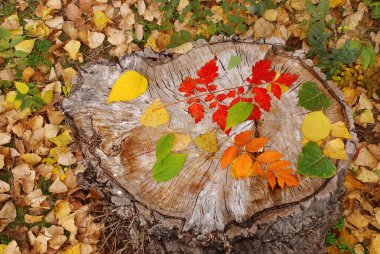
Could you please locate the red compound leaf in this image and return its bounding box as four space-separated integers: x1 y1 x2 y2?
251 87 271 112
247 105 261 120
246 60 276 85
188 103 204 123
271 83 282 100
196 59 219 85
273 72 299 87
179 77 197 96
212 104 228 133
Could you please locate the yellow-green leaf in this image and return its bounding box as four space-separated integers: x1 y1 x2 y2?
14 39 36 53
195 131 219 153
49 130 73 147
323 138 347 160
301 111 331 142
93 11 110 30
14 82 29 94
107 70 148 104
140 99 170 127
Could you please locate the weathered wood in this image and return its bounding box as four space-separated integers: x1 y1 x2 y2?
62 37 357 253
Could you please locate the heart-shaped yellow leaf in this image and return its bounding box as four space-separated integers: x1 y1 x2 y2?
140 99 170 127
301 111 331 142
107 70 148 104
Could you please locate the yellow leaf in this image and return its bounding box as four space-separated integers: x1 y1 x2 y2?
347 210 369 229
323 138 347 160
331 121 352 139
172 132 191 152
370 234 380 254
25 20 50 38
61 244 81 254
140 99 170 127
301 111 331 142
55 200 71 220
14 82 29 94
63 40 81 60
195 131 219 153
356 109 374 126
21 153 42 166
107 71 148 104
171 42 193 54
93 11 110 30
42 90 53 104
356 168 379 183
14 39 36 54
49 130 73 147
0 244 6 254
329 0 346 8
144 36 159 52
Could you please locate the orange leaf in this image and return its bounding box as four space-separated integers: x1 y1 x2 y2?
268 168 299 189
234 131 254 146
231 154 253 179
221 146 238 169
267 160 291 171
266 170 276 189
252 161 265 176
256 150 283 163
245 137 268 152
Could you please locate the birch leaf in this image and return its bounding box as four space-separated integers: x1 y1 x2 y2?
140 99 170 127
107 71 148 104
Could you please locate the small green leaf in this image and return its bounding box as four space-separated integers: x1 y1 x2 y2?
152 153 188 182
14 50 29 58
14 82 29 94
227 55 242 70
298 82 332 111
0 28 10 41
9 36 24 48
156 133 174 161
317 0 329 20
297 142 336 178
360 44 376 69
20 98 32 111
225 101 253 130
32 95 45 106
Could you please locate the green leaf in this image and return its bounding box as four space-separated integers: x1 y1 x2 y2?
14 50 29 58
0 28 10 41
225 101 253 130
227 55 242 70
156 133 174 161
297 142 336 178
152 153 188 182
0 40 9 49
32 95 45 106
20 98 32 111
360 44 376 69
9 36 24 48
298 82 332 111
317 0 329 20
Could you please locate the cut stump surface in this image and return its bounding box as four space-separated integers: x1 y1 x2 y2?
62 39 357 253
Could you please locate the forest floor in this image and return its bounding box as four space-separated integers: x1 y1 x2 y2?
0 0 379 253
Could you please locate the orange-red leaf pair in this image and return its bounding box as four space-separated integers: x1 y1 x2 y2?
231 154 252 179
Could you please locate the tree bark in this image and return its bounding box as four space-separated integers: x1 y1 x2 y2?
62 37 357 253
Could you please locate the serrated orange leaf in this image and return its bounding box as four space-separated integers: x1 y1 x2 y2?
231 154 252 179
221 146 238 169
245 137 268 152
234 131 254 146
256 150 283 163
252 161 264 176
266 170 276 189
267 160 291 171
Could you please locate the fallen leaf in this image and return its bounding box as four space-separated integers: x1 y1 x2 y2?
301 111 332 142
256 150 283 163
227 55 242 70
0 201 16 232
298 82 332 111
140 99 170 127
93 11 110 30
21 153 42 166
370 234 380 254
49 130 73 147
195 131 219 153
66 3 82 21
347 210 369 228
331 121 352 139
171 132 191 152
231 154 253 179
144 35 159 52
171 42 193 54
355 147 378 168
14 39 36 54
245 137 268 152
356 168 379 183
88 31 105 49
63 40 81 60
221 146 238 169
329 0 346 8
0 133 11 145
254 17 275 40
323 138 347 160
234 131 254 146
107 70 148 104
342 10 364 30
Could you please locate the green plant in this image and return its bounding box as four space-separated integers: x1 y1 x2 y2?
26 38 52 67
13 82 48 111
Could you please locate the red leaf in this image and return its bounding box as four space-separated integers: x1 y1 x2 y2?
179 77 197 96
187 98 194 104
205 94 214 101
196 59 219 84
216 94 227 101
227 90 236 98
273 72 299 87
251 87 271 112
271 83 281 99
237 87 244 94
247 105 261 120
196 87 207 92
207 85 217 91
246 60 276 85
188 103 204 123
212 104 228 131
209 101 217 108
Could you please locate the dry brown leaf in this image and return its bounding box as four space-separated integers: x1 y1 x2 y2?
254 17 275 40
88 31 105 49
347 210 369 229
66 3 82 21
370 234 380 254
356 167 379 183
0 201 16 232
49 178 68 194
355 147 378 168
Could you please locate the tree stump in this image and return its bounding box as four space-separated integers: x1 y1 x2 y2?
62 38 357 253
